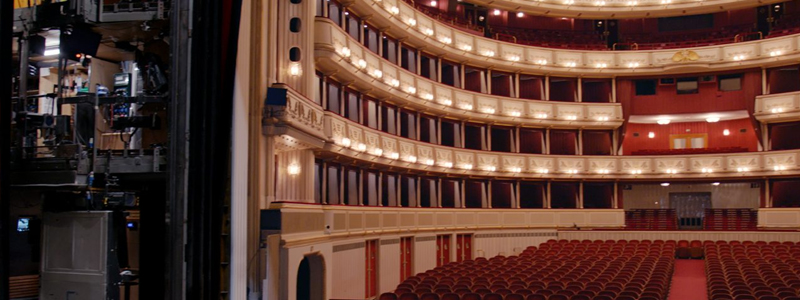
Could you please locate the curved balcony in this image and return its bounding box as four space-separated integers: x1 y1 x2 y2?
334 0 800 76
276 85 800 180
315 20 624 129
459 0 784 19
755 91 800 123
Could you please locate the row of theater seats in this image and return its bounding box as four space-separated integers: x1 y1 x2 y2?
703 209 758 231
705 241 800 300
380 239 675 300
630 147 749 156
625 209 677 231
625 209 759 231
619 24 758 50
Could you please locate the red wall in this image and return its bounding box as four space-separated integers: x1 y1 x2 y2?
618 9 755 35
617 70 761 116
622 118 759 154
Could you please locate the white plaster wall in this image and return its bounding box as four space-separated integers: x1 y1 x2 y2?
623 182 760 209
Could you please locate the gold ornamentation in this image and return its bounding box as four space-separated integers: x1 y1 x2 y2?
672 50 700 62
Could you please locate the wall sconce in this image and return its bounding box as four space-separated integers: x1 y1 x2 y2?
723 129 730 136
288 62 302 76
287 164 301 175
657 119 670 125
648 132 655 139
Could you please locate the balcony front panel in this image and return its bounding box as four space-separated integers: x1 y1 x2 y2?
332 2 800 76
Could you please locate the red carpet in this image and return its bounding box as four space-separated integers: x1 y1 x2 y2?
668 260 708 300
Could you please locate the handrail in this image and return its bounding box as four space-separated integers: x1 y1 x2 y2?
734 31 763 43
494 32 517 43
612 43 639 51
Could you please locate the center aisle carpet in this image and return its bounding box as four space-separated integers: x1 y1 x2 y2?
668 259 708 300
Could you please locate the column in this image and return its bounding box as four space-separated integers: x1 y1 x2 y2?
516 180 521 209
545 129 551 155
322 162 328 204
761 123 770 151
437 178 443 208
487 180 492 208
764 179 771 208
762 67 768 95
544 75 551 100
487 124 492 151
578 129 583 155
578 181 584 209
416 177 421 208
514 72 521 98
358 169 365 206
378 172 383 206
611 77 617 103
486 69 492 95
612 129 620 155
515 126 521 153
577 77 583 102
546 181 552 209
461 179 466 208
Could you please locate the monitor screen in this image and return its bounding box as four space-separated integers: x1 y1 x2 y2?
17 218 30 232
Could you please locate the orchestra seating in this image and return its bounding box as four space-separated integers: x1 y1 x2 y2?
631 147 749 156
705 241 800 300
703 209 758 231
625 209 678 231
381 239 675 300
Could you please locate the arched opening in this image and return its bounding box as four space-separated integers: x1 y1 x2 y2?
297 253 325 300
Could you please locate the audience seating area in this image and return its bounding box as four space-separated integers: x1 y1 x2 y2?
631 147 749 156
625 209 677 231
381 239 675 300
676 240 705 259
705 241 800 300
620 24 758 50
490 27 607 50
703 209 758 231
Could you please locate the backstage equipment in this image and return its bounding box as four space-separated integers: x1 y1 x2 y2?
40 211 123 300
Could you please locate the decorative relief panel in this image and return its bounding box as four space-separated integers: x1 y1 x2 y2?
502 156 525 172
557 158 585 173
455 151 475 168
727 156 760 171
690 157 724 172
528 157 554 171
477 154 499 171
655 158 686 172
765 153 797 170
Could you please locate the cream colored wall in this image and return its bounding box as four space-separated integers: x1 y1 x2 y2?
332 243 366 298
414 236 437 277
623 182 760 209
379 240 401 293
473 231 556 258
275 149 315 202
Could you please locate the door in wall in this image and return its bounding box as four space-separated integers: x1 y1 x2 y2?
365 240 379 298
436 235 451 267
400 237 413 281
456 234 473 262
670 192 711 230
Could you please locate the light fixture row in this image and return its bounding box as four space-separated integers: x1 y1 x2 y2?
334 137 792 174
335 46 619 122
